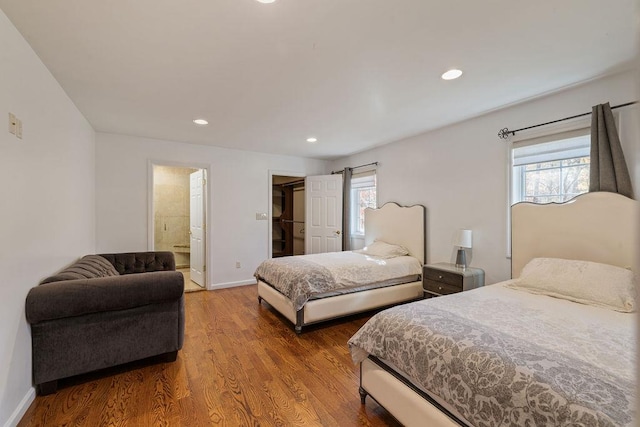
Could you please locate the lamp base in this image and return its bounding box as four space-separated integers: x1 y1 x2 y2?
455 249 467 269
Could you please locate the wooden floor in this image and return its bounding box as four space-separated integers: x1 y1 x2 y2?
19 285 400 426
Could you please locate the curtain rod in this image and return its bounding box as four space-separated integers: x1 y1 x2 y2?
497 101 637 140
331 161 378 175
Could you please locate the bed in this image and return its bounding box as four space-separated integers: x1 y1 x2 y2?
256 202 426 333
349 191 638 427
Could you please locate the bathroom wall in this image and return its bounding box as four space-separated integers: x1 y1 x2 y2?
153 166 197 268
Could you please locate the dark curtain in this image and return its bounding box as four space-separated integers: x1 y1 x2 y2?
589 102 633 198
342 167 353 251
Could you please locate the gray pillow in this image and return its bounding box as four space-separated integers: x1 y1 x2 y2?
40 255 120 284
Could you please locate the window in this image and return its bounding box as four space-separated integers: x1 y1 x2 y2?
507 119 599 257
350 172 376 236
511 132 590 205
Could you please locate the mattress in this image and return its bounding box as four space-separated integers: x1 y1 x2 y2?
349 281 635 427
254 251 422 311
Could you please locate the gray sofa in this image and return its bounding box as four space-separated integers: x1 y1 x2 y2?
25 251 185 395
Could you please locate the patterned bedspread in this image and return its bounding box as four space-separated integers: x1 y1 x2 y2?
255 252 421 311
348 282 635 427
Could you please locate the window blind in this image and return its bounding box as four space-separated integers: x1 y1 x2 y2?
351 169 376 189
513 133 590 167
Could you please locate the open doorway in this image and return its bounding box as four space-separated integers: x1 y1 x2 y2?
271 174 305 258
152 165 207 292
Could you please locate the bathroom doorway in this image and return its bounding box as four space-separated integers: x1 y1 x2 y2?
152 164 207 292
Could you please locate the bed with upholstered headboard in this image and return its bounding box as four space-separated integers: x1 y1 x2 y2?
511 191 637 276
256 202 426 333
349 192 638 427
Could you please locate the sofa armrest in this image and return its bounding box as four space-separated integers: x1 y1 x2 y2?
98 251 176 274
26 271 184 323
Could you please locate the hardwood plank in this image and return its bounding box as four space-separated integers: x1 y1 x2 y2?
18 285 400 426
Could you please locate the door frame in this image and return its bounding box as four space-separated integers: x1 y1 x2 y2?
268 170 305 259
148 160 212 289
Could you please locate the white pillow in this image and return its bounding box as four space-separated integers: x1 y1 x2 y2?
508 257 636 312
354 240 409 259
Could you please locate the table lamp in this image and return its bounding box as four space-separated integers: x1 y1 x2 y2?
454 229 472 268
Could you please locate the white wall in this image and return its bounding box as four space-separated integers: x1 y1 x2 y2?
95 133 329 288
331 70 639 285
0 10 95 427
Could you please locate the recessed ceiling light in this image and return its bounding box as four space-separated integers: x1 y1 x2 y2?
193 119 209 125
306 137 318 143
441 69 463 80
256 0 276 3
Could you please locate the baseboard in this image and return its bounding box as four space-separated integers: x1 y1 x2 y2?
3 387 35 427
208 278 256 291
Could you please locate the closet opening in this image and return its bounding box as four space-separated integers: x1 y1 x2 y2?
271 175 305 258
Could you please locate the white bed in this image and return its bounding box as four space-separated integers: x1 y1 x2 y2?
256 202 426 333
350 192 638 426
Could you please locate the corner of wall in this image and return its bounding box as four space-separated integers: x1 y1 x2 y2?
3 388 35 427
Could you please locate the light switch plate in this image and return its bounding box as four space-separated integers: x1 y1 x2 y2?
15 119 22 139
256 212 268 220
8 113 16 135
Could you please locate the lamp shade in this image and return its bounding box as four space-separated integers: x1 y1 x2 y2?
454 229 472 249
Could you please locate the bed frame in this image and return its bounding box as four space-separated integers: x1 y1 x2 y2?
257 202 426 333
358 192 638 426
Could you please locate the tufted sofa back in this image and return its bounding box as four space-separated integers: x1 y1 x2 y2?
99 251 176 274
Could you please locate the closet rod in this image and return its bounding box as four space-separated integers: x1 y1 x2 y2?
497 101 637 140
280 179 305 187
331 161 378 175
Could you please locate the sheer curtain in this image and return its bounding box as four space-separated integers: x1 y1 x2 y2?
589 102 633 198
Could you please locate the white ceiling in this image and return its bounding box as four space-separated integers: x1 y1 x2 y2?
1 1 636 159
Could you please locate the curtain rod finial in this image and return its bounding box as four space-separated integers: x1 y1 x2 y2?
498 128 511 140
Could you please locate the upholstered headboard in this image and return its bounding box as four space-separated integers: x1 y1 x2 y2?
511 192 638 278
364 203 426 264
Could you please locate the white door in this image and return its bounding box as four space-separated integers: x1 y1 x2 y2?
305 174 343 254
190 170 206 286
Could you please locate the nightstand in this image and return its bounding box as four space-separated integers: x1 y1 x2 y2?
423 262 485 297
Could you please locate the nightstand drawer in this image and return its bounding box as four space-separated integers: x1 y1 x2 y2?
423 279 461 295
423 268 463 287
422 263 485 297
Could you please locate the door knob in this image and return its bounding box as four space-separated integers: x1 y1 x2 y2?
335 230 341 235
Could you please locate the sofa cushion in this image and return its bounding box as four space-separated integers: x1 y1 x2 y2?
99 252 176 274
40 255 119 284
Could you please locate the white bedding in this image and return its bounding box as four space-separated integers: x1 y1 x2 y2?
349 281 636 426
303 251 421 286
255 251 422 310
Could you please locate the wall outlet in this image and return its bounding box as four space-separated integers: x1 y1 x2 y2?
235 261 241 269
255 212 268 220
